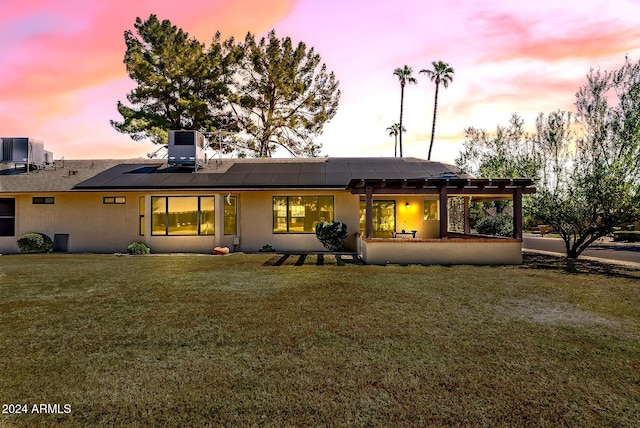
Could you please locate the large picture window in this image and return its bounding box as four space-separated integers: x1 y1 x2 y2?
273 196 334 234
0 198 15 237
151 196 215 236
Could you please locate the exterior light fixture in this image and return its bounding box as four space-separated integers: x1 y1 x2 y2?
405 202 410 208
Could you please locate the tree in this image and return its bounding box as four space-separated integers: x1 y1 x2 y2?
456 113 540 219
386 123 405 157
456 113 540 179
420 61 454 160
456 58 640 258
111 15 231 145
393 65 417 158
532 60 640 258
228 30 340 157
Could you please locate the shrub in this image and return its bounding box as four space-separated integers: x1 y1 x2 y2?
258 244 275 252
475 214 513 237
127 242 150 255
315 221 348 251
612 231 640 242
17 233 54 253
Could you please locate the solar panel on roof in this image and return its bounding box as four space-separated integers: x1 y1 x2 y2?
242 173 274 185
372 163 402 173
348 162 376 172
299 164 325 173
227 163 254 173
246 164 277 173
377 171 406 179
298 173 326 186
325 162 349 172
274 163 302 173
215 173 248 184
71 158 472 190
326 173 353 186
271 173 300 185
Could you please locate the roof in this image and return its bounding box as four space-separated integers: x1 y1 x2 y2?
0 159 161 193
2 157 516 193
71 157 472 190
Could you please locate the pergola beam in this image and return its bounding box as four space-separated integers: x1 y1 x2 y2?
348 187 535 195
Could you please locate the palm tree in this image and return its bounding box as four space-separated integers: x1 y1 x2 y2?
393 65 417 157
420 61 454 160
386 123 406 157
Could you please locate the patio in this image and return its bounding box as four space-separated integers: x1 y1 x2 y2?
347 177 536 265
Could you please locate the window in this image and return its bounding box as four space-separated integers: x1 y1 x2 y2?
272 196 334 233
103 196 126 204
0 198 15 236
139 197 145 236
424 200 439 221
151 196 215 236
359 200 396 238
32 197 54 204
273 197 288 233
224 196 237 235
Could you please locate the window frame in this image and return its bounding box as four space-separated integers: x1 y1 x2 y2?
272 195 335 234
0 198 16 237
103 196 126 204
139 196 145 236
151 196 215 236
423 199 440 221
32 196 54 204
359 199 396 238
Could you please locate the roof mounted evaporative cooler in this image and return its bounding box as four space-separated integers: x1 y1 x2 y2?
1 137 53 170
167 130 206 168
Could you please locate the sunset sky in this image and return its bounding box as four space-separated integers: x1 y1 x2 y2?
2 0 639 164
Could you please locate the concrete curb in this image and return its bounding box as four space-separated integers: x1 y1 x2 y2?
523 249 640 270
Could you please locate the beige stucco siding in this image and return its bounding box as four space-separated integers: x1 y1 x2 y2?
0 192 145 253
360 237 523 265
0 190 360 254
236 190 360 252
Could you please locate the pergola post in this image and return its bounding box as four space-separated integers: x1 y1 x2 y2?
513 187 523 239
365 186 373 238
439 184 448 239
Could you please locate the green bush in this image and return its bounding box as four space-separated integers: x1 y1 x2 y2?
475 214 514 237
127 242 150 255
612 231 640 242
17 233 54 253
315 221 348 251
258 244 275 252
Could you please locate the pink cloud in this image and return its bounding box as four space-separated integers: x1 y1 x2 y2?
469 12 640 62
0 0 297 158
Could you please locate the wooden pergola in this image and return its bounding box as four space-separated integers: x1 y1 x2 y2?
346 178 536 240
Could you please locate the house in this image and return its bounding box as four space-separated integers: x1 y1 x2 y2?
0 156 535 264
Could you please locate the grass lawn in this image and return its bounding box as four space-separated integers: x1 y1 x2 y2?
1 254 639 427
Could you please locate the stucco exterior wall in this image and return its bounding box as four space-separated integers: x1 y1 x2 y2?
1 189 517 259
0 192 145 253
237 190 360 252
0 190 361 254
360 237 523 265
